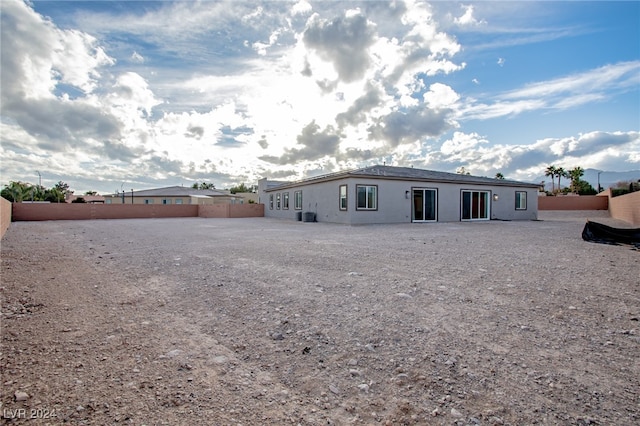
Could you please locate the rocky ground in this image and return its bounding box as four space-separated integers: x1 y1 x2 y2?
1 212 638 425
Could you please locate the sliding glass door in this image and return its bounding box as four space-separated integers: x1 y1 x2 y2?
461 190 490 221
413 188 437 222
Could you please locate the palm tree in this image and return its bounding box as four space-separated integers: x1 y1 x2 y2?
568 167 584 193
1 181 32 202
544 165 557 193
495 172 505 180
555 167 567 192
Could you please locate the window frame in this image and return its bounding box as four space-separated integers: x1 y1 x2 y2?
294 190 303 210
269 194 274 210
356 184 378 211
283 192 290 210
276 193 281 210
515 191 527 210
339 185 348 211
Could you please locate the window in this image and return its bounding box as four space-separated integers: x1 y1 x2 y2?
175 199 183 205
269 194 274 210
283 192 290 209
515 191 527 210
461 190 489 220
356 185 377 210
294 191 302 210
162 199 171 205
339 185 348 210
276 193 281 209
105 199 112 204
144 199 153 204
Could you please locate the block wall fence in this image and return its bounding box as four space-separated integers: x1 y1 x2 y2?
1 197 11 239
538 195 608 211
1 202 264 236
607 190 640 226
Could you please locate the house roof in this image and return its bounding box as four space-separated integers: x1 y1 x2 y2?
122 186 237 198
265 165 540 191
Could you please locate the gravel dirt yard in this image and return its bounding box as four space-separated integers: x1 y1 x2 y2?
1 212 638 425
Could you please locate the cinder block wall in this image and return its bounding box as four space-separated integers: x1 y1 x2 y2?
198 203 264 218
538 195 608 210
11 203 264 222
609 191 640 226
1 197 11 239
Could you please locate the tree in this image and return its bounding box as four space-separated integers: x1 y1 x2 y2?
575 179 597 195
555 167 567 193
1 181 32 202
55 181 70 193
544 165 557 193
84 191 98 196
495 172 505 180
192 182 216 190
44 188 65 203
456 166 471 175
567 167 584 193
71 197 86 203
229 182 251 194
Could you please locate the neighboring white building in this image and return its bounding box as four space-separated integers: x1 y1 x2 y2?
103 186 244 205
258 165 539 224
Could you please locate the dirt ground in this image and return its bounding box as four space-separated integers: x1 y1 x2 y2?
1 212 638 425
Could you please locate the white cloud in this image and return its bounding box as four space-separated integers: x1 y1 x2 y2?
423 83 460 109
291 1 312 16
131 51 144 63
454 5 485 26
1 1 637 194
427 130 640 181
461 61 640 120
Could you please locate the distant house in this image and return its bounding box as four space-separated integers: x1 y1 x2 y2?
65 194 105 204
103 186 244 205
258 165 539 224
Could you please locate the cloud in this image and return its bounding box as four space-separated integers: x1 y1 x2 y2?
368 106 455 147
497 57 505 67
1 1 636 195
131 51 144 63
454 5 485 26
422 130 640 180
291 0 312 17
260 121 341 165
0 0 114 102
335 82 383 128
461 61 640 120
303 9 377 83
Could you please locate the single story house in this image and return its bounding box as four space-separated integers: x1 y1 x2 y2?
258 165 539 224
103 186 244 205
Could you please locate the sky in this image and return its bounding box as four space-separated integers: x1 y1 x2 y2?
1 0 639 195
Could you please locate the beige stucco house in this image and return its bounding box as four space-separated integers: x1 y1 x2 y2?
259 165 540 224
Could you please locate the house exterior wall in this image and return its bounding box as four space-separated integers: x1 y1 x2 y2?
260 177 538 224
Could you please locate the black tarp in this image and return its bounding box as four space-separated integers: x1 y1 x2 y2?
582 221 640 248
